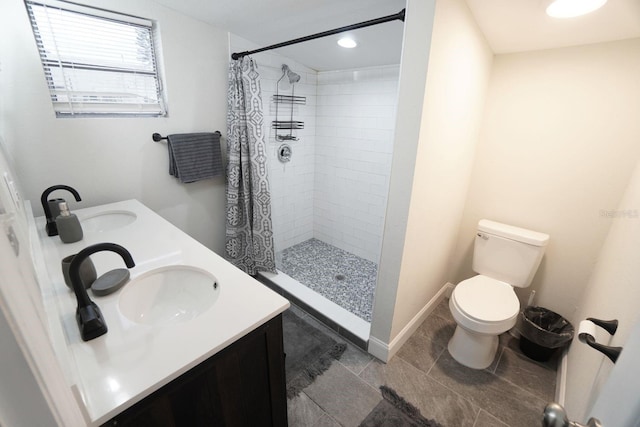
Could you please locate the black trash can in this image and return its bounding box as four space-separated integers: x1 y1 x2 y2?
518 306 574 362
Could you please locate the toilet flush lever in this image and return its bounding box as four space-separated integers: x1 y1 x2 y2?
543 403 602 427
477 233 489 240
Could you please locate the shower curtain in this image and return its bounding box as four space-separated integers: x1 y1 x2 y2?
225 57 276 275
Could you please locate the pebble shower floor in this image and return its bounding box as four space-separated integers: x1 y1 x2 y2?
278 238 377 322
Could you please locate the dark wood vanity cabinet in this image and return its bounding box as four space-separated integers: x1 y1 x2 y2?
102 314 287 427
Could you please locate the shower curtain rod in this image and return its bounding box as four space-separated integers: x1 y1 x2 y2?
231 9 405 60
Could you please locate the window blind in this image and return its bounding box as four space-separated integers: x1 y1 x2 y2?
25 0 166 117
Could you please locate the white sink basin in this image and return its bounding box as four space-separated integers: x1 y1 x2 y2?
118 266 219 326
81 210 137 233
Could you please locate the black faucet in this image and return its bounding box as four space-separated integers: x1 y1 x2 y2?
69 243 135 341
41 185 82 236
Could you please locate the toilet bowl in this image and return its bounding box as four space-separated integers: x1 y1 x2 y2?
447 219 549 369
448 275 520 369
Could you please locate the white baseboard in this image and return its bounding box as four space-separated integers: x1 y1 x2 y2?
368 335 390 361
555 348 568 405
368 282 454 362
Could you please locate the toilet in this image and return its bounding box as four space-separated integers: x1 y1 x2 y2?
448 219 549 369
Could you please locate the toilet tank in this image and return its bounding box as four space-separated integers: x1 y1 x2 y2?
473 219 549 288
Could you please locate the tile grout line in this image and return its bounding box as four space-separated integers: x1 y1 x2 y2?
490 347 505 374
424 345 446 377
471 408 481 427
292 293 553 425
339 353 375 377
399 318 519 425
300 389 336 426
360 356 375 374
303 364 382 427
301 390 342 427
288 305 381 426
496 347 558 401
387 354 482 424
358 368 386 396
425 353 546 426
416 354 485 424
402 307 520 424
492 372 553 404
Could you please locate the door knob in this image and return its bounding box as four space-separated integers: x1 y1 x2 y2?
543 403 602 427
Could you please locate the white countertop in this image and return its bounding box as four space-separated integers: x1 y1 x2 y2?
35 199 289 425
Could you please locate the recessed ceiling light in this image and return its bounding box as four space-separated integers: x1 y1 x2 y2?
337 37 357 48
546 0 607 18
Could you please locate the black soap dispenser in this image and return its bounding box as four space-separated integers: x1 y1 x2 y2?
56 202 83 243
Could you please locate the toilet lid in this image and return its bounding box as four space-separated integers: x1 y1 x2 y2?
453 276 519 322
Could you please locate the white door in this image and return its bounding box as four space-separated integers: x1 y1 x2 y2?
0 153 86 425
587 316 640 427
546 318 640 427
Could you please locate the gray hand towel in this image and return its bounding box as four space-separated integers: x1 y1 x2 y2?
167 132 223 183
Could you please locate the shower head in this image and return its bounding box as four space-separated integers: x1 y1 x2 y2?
287 68 301 84
279 64 301 86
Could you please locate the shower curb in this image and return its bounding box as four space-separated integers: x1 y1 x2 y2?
256 272 369 350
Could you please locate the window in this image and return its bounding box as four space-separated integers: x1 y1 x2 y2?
25 0 166 117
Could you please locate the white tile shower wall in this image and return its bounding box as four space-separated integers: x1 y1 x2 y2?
315 66 399 262
230 36 317 253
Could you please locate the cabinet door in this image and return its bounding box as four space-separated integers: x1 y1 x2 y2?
207 315 287 426
103 315 287 427
105 395 175 427
105 361 215 427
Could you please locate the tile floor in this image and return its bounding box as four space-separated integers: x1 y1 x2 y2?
279 238 377 322
286 299 557 427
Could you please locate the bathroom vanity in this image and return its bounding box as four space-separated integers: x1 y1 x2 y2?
31 200 290 426
102 315 286 426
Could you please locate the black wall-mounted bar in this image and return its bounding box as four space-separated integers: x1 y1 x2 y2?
153 132 221 142
580 317 623 363
587 317 618 335
582 334 622 363
231 9 406 60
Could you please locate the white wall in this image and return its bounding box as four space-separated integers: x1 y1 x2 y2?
314 66 398 262
450 38 640 319
0 306 57 427
261 64 317 252
230 36 399 263
564 158 640 422
0 140 86 426
0 0 230 254
371 0 493 353
229 36 317 254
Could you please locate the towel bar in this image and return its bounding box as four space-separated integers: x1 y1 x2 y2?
153 131 221 142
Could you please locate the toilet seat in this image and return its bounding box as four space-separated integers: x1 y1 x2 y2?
450 275 519 335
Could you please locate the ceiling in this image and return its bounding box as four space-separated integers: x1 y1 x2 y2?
151 0 406 71
466 0 640 54
151 0 640 71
